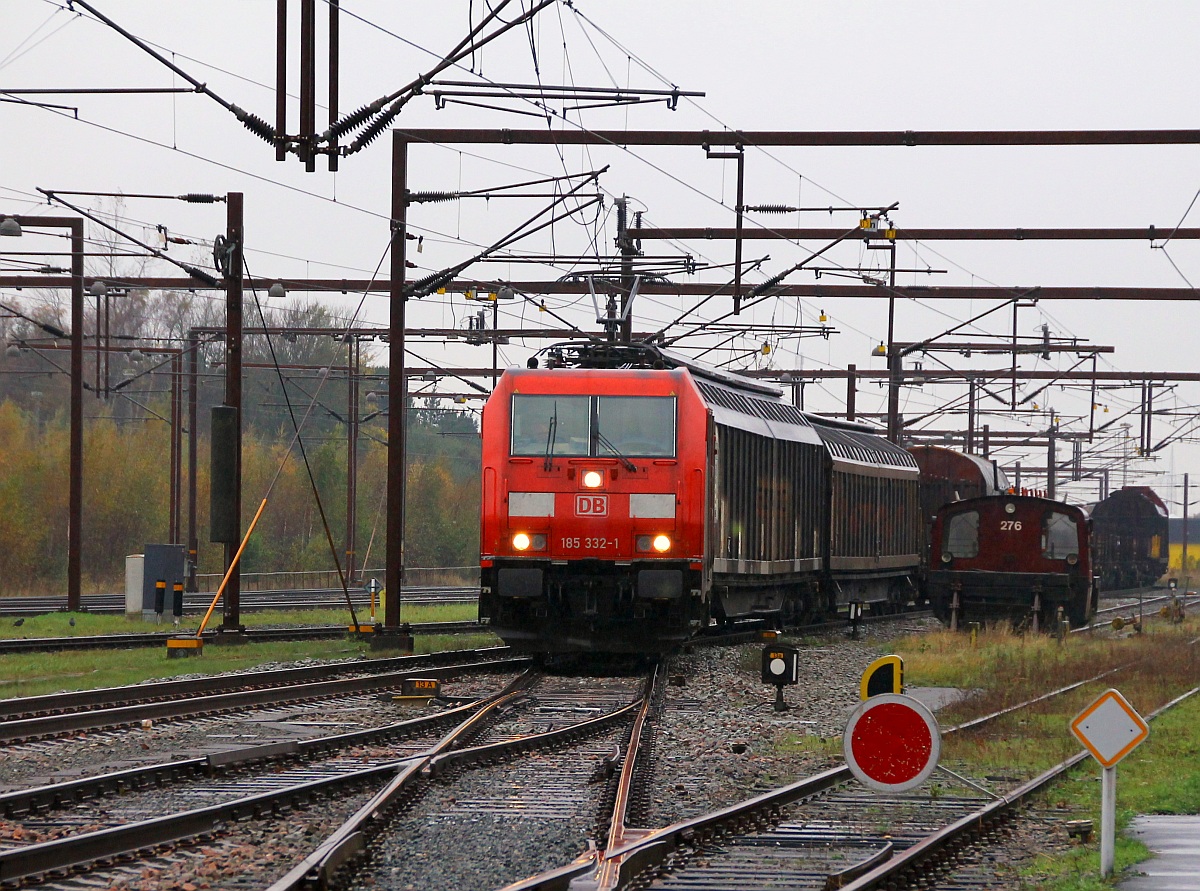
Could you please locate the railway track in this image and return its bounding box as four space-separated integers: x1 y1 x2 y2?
0 620 487 655
0 585 479 617
0 648 523 743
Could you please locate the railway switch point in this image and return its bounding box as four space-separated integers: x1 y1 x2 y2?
166 635 203 658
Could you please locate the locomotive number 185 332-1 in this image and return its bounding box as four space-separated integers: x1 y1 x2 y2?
561 537 619 550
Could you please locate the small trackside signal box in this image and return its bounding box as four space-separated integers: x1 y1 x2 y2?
761 647 799 685
400 678 441 698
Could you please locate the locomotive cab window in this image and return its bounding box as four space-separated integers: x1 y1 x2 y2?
1042 512 1080 560
511 394 676 458
511 395 590 456
944 510 979 558
595 396 675 457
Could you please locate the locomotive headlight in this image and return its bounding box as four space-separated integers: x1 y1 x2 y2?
512 533 532 551
1004 502 1016 514
652 534 672 553
582 470 604 489
941 552 953 563
1066 553 1079 565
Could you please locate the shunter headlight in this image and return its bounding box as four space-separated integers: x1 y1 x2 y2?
652 534 671 553
582 470 604 489
941 552 953 563
1066 553 1079 565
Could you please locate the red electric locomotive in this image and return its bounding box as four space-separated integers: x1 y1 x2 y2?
927 494 1098 629
479 343 921 652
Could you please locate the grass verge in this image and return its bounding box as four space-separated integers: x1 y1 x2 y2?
0 630 502 700
0 603 477 640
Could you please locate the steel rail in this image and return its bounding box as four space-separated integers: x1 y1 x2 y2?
0 656 527 743
0 620 487 655
0 692 499 818
531 655 1187 890
836 685 1200 890
0 673 539 886
271 670 653 891
0 647 514 722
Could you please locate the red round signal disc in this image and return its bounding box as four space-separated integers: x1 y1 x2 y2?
842 693 941 792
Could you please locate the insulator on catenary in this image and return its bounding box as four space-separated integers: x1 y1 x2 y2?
350 102 402 154
230 105 277 144
746 204 797 214
408 191 459 204
324 99 387 140
179 194 219 204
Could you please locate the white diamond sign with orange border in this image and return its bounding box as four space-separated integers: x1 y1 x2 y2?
1070 688 1149 768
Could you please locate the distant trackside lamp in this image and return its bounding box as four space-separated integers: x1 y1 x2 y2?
88 281 108 298
871 342 887 357
0 217 22 237
268 282 287 299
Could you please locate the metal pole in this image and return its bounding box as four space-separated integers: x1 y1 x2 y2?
186 332 198 591
1047 415 1057 500
222 193 244 630
275 0 287 161
1100 766 1116 878
69 219 83 611
846 363 856 421
385 134 409 632
328 0 340 172
885 243 900 442
967 377 976 453
169 352 180 543
492 297 499 388
299 0 316 171
732 149 744 315
617 196 634 342
346 337 358 584
1183 473 1190 587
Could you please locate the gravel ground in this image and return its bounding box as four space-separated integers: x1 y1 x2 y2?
358 737 619 891
644 617 939 828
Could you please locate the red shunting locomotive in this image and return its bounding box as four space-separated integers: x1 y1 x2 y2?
927 494 1098 629
479 343 922 653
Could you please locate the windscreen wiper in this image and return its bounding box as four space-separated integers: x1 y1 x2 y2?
595 429 637 472
543 410 558 471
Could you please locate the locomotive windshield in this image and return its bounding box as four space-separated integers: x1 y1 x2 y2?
944 510 979 557
1042 512 1080 559
511 394 676 458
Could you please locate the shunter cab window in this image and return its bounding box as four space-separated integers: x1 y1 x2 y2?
1042 512 1080 559
944 510 979 558
511 395 676 458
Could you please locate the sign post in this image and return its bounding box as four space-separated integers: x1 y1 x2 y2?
1069 689 1149 878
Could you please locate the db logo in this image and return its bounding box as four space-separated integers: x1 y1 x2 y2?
575 494 608 517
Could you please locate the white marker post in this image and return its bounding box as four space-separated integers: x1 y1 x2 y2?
1069 689 1150 878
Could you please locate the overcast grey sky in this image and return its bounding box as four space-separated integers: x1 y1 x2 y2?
4 1 1199 508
